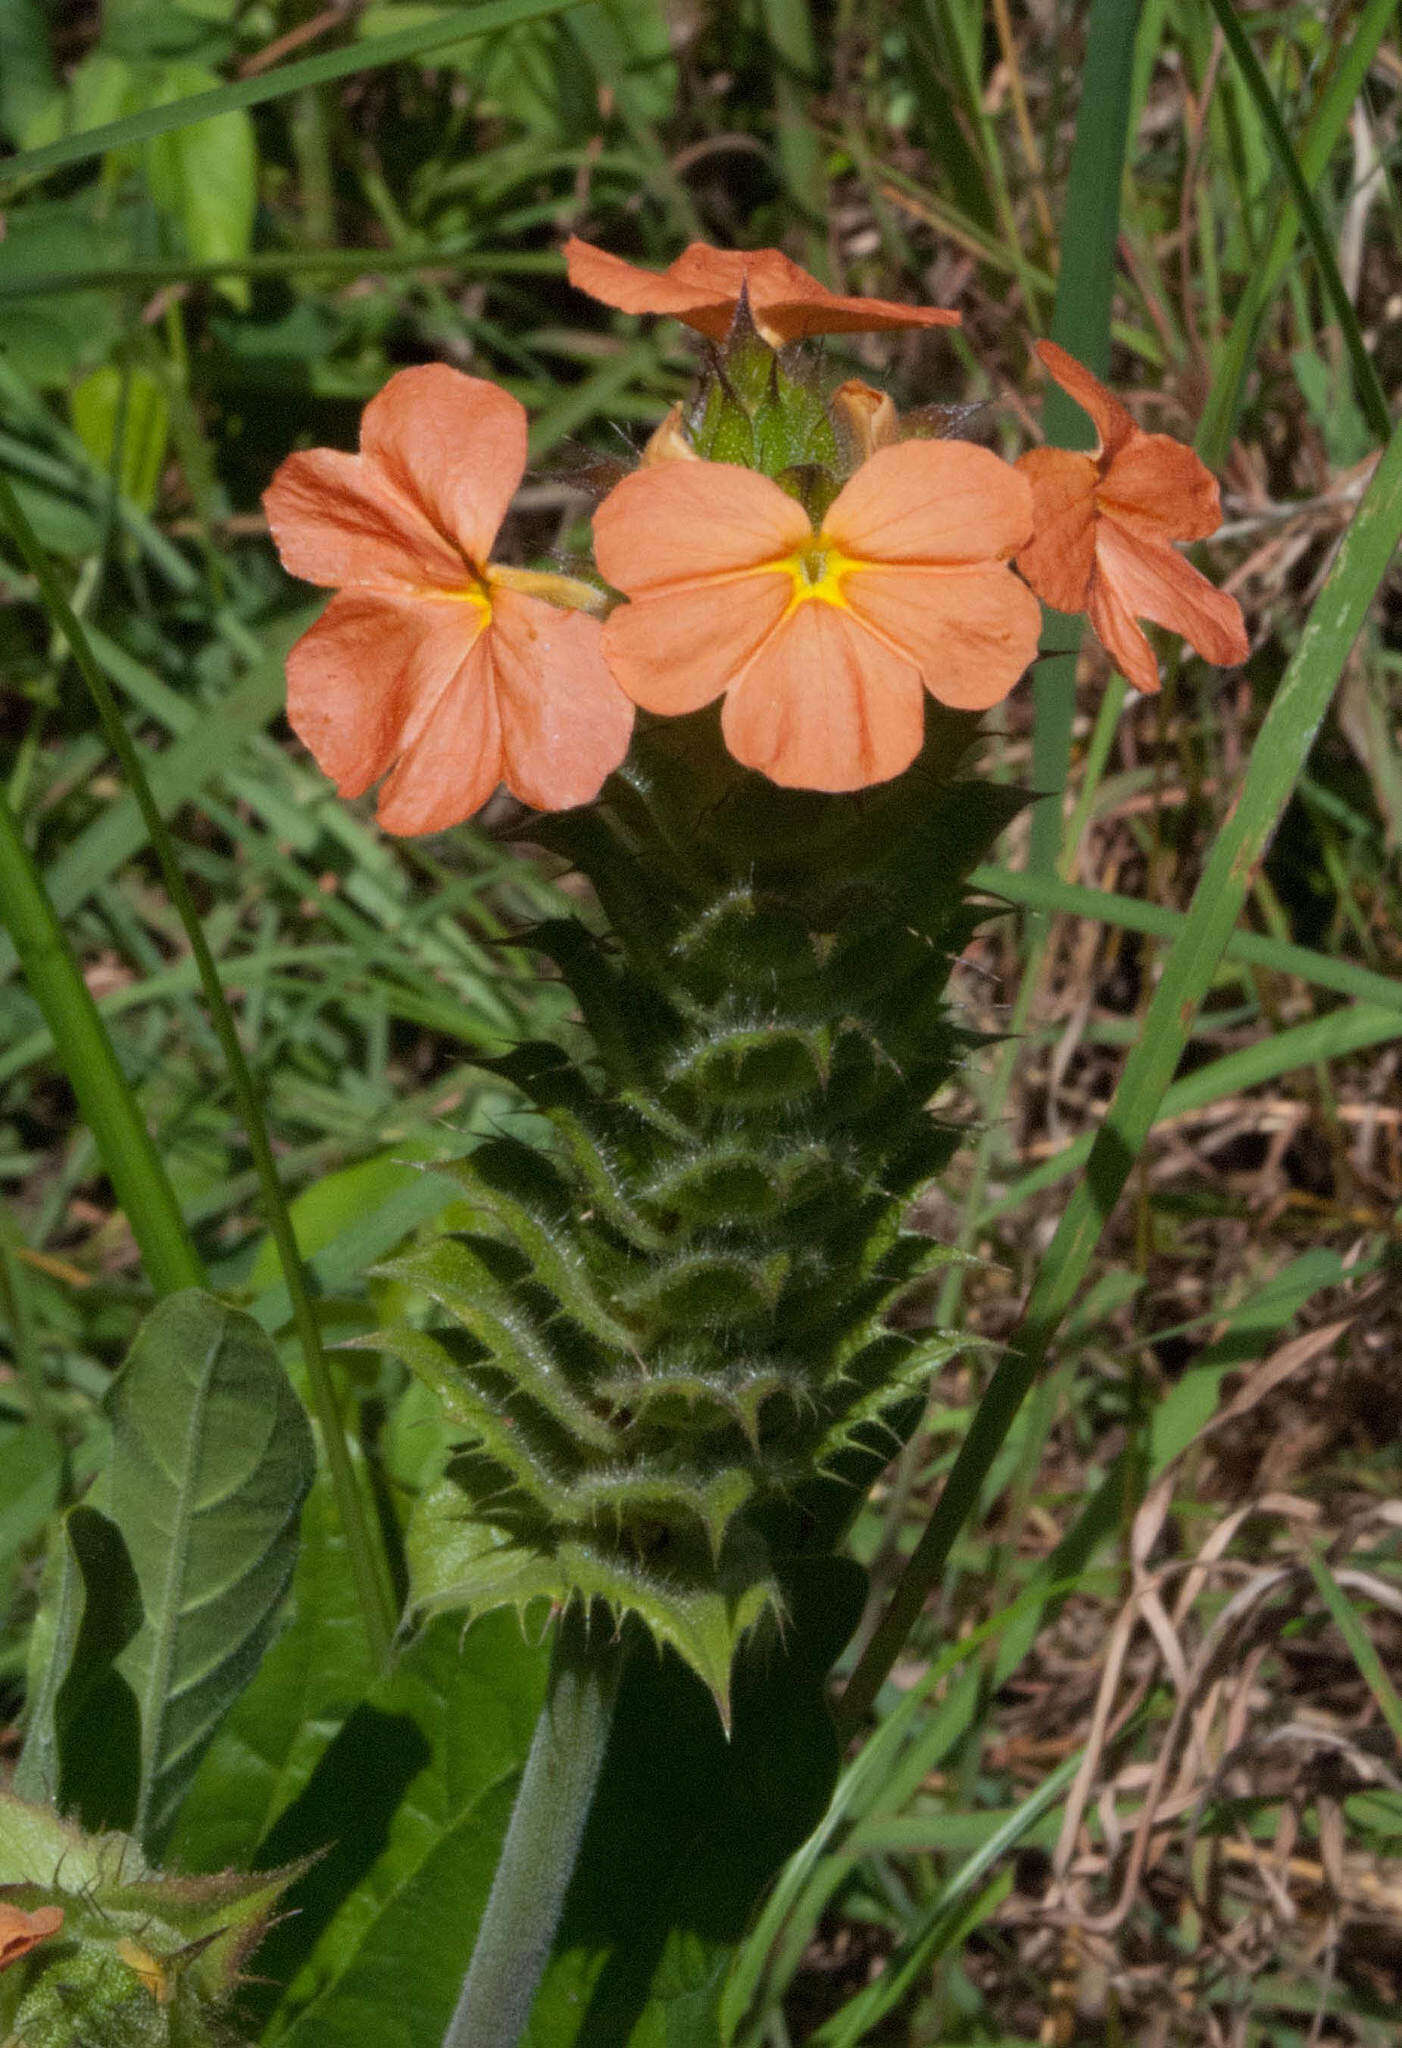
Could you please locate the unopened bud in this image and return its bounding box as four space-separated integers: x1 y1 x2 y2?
831 380 899 466
641 403 700 466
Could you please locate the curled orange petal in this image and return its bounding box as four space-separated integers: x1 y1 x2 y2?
1096 520 1248 672
566 236 959 347
0 1904 64 1971
1034 340 1136 458
1014 446 1099 615
1097 431 1223 544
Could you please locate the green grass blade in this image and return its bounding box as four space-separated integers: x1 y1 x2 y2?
983 1000 1402 1222
1198 0 1396 466
969 864 1402 1016
0 783 203 1298
1303 1548 1402 1751
1030 0 1143 879
839 409 1402 1732
1205 0 1390 446
0 245 564 299
0 0 583 187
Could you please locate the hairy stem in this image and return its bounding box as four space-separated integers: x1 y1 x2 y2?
443 1608 624 2048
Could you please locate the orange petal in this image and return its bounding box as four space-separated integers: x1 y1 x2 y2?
1098 431 1223 543
601 573 790 714
720 603 925 791
285 592 486 801
1034 341 1135 458
360 365 526 570
824 442 1033 566
375 636 503 834
488 589 634 809
592 461 810 595
264 448 465 594
0 1904 64 1970
1014 446 1099 614
566 236 959 345
1086 561 1161 696
1097 518 1248 669
843 563 1043 710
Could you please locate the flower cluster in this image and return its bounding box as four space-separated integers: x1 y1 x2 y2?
265 241 1247 833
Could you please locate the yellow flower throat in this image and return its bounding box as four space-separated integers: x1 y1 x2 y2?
782 537 854 614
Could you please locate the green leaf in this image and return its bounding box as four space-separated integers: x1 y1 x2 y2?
69 363 171 514
0 1420 62 1571
13 1503 143 1829
165 1468 378 1873
249 1612 548 2047
143 62 257 308
0 0 58 145
105 1288 315 1853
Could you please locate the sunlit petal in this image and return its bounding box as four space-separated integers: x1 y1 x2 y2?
593 462 811 594
721 604 924 791
843 563 1043 710
825 441 1033 565
1086 561 1162 696
263 448 465 593
489 589 634 808
601 572 791 714
361 365 527 571
375 637 503 834
285 591 486 798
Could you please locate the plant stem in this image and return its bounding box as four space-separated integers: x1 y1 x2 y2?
443 1608 624 2048
0 467 397 1671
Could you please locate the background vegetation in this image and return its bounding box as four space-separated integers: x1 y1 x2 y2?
1 1 1400 2041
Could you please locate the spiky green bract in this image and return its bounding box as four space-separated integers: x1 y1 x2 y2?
0 1791 299 2047
388 709 1024 1722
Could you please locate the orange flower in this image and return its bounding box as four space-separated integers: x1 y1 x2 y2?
263 366 633 834
565 237 960 349
1015 342 1247 695
0 1903 63 1971
593 444 1040 792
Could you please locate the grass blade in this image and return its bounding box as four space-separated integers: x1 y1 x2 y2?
0 783 203 1297
1 0 583 187
1205 0 1390 446
1198 0 1396 465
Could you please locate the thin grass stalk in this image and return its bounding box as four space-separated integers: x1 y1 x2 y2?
0 780 204 1298
0 470 396 1670
837 411 1402 1733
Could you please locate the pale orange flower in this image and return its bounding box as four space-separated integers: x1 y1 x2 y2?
263 366 633 834
0 1903 63 1972
593 444 1040 793
565 237 960 349
1015 342 1247 695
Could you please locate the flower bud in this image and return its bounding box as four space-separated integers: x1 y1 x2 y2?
831 379 899 468
641 402 701 466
